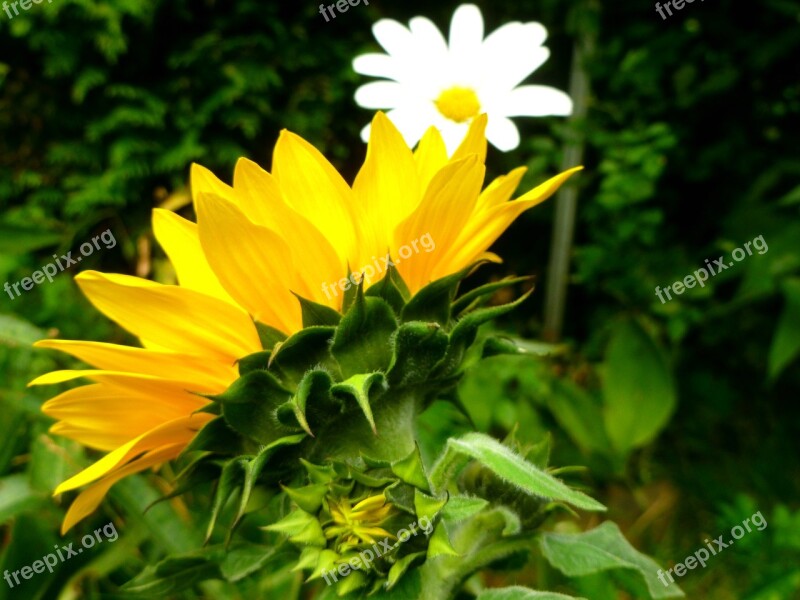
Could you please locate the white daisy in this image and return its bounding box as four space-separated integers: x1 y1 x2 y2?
353 4 573 154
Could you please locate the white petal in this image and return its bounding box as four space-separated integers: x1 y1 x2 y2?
409 17 448 57
438 118 471 155
449 4 484 57
499 85 573 117
354 81 406 109
486 116 521 152
479 23 550 90
373 19 414 57
360 122 371 143
384 105 439 148
353 53 398 78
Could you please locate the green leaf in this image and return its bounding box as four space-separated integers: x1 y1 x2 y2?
119 557 221 596
547 379 611 455
0 474 46 523
477 587 586 600
386 551 426 590
264 508 326 546
602 319 677 455
768 278 800 380
391 445 431 492
431 432 605 512
332 289 397 377
0 226 61 254
540 522 684 599
0 313 46 347
441 495 489 523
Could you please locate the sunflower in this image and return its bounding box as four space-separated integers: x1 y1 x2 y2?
32 111 579 533
353 4 573 153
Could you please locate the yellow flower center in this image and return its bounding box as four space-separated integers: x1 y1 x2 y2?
434 86 481 123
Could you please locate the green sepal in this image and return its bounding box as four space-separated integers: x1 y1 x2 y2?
307 548 341 581
383 480 416 514
145 455 221 513
294 369 339 435
206 457 248 543
264 509 326 547
294 292 343 327
414 489 448 524
331 372 388 435
180 416 246 457
391 445 431 493
283 483 329 513
427 521 459 558
481 336 524 358
237 350 272 376
366 260 411 315
341 265 360 314
336 567 367 595
256 321 287 351
293 546 322 573
386 322 449 388
440 495 489 524
213 371 296 444
301 459 338 485
386 551 425 590
235 435 306 529
434 288 533 379
451 275 532 316
269 326 339 386
332 286 397 377
400 262 483 325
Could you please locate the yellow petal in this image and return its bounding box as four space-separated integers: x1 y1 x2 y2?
393 156 485 292
190 163 239 205
152 209 237 305
29 369 214 408
60 442 184 534
414 126 449 192
272 130 358 256
475 166 528 214
75 271 261 362
353 112 421 264
233 158 347 306
434 167 583 277
195 192 302 332
450 113 488 164
43 384 198 449
54 413 212 496
34 339 235 390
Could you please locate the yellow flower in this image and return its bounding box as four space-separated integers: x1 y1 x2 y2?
32 111 579 533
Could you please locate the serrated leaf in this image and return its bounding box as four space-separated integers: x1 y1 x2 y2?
540 522 684 598
477 587 586 600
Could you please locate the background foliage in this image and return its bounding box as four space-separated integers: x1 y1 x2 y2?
1 0 798 598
